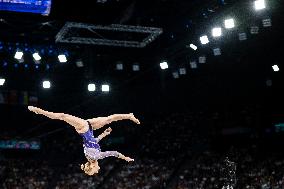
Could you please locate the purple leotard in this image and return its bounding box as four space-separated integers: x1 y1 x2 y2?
80 121 120 160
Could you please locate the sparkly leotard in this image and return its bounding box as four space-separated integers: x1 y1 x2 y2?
80 121 120 160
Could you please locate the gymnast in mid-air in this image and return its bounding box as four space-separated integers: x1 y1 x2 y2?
28 106 140 175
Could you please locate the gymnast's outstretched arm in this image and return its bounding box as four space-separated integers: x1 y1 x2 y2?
94 151 134 162
97 127 112 142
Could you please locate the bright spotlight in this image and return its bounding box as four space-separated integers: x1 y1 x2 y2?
262 18 272 27
190 61 197 69
172 72 179 79
42 81 51 89
200 35 209 44
102 84 110 92
272 65 279 72
250 26 259 34
179 68 186 75
116 63 123 70
58 54 67 63
255 0 265 10
224 19 235 29
212 27 222 37
76 59 84 68
0 78 5 86
199 56 206 64
132 64 140 71
160 61 169 70
33 52 41 61
238 33 247 41
213 48 221 56
14 51 23 60
88 84 96 92
190 44 197 50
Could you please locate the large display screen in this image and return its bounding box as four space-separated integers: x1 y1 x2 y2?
0 0 52 16
275 123 284 132
0 140 40 150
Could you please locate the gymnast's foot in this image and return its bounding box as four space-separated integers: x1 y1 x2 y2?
28 106 41 114
129 113 140 125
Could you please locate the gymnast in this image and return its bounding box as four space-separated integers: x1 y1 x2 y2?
28 106 140 175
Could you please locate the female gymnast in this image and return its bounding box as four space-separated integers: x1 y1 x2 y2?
27 106 140 175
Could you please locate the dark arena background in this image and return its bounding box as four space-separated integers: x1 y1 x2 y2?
0 0 284 188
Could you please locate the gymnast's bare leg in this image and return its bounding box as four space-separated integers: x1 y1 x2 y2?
28 106 88 133
27 106 140 132
87 112 140 130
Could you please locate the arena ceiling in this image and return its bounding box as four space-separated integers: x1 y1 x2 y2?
0 0 283 96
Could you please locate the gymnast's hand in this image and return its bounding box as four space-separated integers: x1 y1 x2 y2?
124 157 134 162
104 127 112 135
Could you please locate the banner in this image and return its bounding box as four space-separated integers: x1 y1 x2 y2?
0 140 40 150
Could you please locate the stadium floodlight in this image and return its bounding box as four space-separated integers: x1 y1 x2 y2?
172 72 179 79
101 84 110 92
213 48 221 56
58 54 67 63
0 78 5 86
238 33 247 41
179 68 186 75
42 80 51 89
250 26 259 34
224 19 235 29
116 63 123 70
190 44 197 50
14 51 23 60
88 84 96 92
255 0 265 10
272 65 279 72
262 18 271 27
212 27 222 37
200 35 209 44
133 64 140 71
199 56 206 64
160 61 169 70
76 59 84 67
190 61 197 69
33 52 41 61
